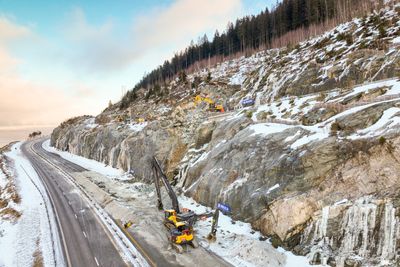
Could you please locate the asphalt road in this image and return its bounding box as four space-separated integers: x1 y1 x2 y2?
23 139 232 267
22 141 131 267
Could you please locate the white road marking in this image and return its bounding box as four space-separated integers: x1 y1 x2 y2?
74 214 77 219
83 231 87 238
94 256 100 266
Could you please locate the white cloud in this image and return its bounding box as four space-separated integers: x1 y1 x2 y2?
0 15 32 42
133 0 242 53
0 15 33 70
63 0 242 72
0 16 103 127
62 7 139 71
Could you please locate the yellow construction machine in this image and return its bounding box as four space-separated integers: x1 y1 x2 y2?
194 95 224 112
150 156 199 253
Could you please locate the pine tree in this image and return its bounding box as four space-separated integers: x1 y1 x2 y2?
122 0 378 107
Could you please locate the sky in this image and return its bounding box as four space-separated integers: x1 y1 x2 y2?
0 0 276 128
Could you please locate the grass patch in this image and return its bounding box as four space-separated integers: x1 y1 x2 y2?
32 238 44 267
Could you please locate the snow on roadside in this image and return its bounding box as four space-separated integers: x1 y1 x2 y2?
0 142 64 267
42 140 123 178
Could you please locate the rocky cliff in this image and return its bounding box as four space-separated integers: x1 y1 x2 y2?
51 6 400 267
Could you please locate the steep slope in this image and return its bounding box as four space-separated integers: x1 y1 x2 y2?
51 5 400 267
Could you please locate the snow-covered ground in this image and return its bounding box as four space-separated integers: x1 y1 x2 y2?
43 140 123 178
0 142 64 267
43 140 320 267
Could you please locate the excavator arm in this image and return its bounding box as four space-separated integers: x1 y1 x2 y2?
150 156 180 213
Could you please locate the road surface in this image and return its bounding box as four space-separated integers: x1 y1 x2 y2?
23 139 232 267
22 141 132 267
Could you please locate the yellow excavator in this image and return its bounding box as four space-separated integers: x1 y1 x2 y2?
150 156 199 253
194 95 224 112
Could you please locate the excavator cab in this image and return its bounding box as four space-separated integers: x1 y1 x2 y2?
208 103 224 113
164 209 178 225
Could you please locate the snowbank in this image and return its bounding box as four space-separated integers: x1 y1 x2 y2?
42 140 123 178
0 142 64 267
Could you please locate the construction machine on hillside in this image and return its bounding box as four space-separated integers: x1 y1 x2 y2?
194 95 225 112
150 156 199 252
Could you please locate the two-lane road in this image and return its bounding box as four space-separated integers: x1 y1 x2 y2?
22 141 134 267
23 139 232 267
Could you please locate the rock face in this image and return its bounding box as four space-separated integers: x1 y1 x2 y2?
51 6 400 267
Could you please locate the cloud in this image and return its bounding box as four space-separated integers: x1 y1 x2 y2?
0 15 32 42
0 68 101 127
0 15 33 70
0 16 101 127
133 0 242 53
63 8 139 72
63 0 242 72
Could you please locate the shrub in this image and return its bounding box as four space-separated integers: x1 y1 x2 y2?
359 40 369 49
313 37 331 50
245 111 253 119
330 121 342 135
95 115 110 124
257 111 268 120
178 71 187 84
326 50 337 59
336 32 348 41
192 76 201 88
316 92 326 102
379 136 386 145
378 24 387 38
336 32 353 46
345 35 354 46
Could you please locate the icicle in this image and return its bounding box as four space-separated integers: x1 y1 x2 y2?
320 206 330 238
380 202 398 261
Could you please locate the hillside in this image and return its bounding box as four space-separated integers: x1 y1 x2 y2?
122 0 385 98
51 5 400 267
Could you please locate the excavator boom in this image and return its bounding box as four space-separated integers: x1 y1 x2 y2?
150 156 180 213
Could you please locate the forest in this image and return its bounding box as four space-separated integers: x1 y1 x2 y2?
120 0 387 108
